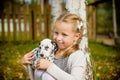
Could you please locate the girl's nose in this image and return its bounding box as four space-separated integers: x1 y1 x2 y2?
56 34 62 40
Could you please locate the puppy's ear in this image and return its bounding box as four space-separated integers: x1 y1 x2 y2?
51 41 58 52
51 41 56 46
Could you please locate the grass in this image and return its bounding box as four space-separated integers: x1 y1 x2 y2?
0 41 119 80
0 42 39 80
89 41 120 80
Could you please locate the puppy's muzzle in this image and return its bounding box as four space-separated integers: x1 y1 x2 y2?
40 54 44 57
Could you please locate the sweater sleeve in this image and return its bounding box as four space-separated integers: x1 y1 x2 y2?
46 50 86 80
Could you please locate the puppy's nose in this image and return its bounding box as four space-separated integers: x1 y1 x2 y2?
40 54 44 57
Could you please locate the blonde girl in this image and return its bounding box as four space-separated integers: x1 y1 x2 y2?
21 13 90 80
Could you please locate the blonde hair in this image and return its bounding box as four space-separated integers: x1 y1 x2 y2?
55 13 84 58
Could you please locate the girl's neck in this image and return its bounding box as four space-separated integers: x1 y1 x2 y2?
55 49 65 59
55 45 73 59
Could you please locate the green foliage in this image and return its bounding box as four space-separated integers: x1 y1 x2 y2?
87 0 114 34
96 1 113 33
87 0 96 4
0 41 119 80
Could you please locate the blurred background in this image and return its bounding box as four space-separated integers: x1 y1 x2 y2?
0 0 120 80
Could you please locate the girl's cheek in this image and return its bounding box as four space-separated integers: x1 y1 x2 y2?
53 35 56 40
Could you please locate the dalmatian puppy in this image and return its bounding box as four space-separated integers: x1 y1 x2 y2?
27 38 57 80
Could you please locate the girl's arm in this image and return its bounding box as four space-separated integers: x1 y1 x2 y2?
46 50 86 80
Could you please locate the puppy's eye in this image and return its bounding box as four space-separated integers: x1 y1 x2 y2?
39 47 41 49
45 46 49 51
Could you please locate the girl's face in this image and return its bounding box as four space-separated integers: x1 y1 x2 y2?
53 21 80 51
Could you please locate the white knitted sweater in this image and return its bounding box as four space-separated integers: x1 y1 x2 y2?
46 50 87 80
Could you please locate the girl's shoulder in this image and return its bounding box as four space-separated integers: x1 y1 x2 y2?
70 50 84 56
69 50 85 59
67 50 86 68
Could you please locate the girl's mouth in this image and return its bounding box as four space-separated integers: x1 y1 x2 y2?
56 41 63 46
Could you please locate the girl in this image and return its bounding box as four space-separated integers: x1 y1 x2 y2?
21 13 91 80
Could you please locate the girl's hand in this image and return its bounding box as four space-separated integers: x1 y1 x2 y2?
36 59 52 70
21 52 34 68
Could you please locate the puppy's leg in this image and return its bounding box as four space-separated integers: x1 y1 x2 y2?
34 69 44 80
27 65 34 80
27 48 38 80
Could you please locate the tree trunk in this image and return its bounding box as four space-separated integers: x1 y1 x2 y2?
50 0 62 22
66 0 93 80
49 0 62 38
112 0 118 38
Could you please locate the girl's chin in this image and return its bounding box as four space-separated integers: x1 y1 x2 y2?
58 46 64 49
57 43 63 47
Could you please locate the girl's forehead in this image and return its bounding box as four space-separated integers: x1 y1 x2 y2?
54 22 76 34
55 21 74 28
55 21 76 32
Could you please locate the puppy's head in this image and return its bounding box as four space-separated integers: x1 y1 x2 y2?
38 39 57 58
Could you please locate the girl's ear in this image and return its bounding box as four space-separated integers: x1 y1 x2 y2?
74 33 81 40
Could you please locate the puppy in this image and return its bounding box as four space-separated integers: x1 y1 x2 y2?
27 38 57 80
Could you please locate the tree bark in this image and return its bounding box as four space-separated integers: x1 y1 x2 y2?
49 0 62 38
50 0 62 22
112 0 118 37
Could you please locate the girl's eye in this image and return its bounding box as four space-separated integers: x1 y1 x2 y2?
54 32 58 35
62 33 68 36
